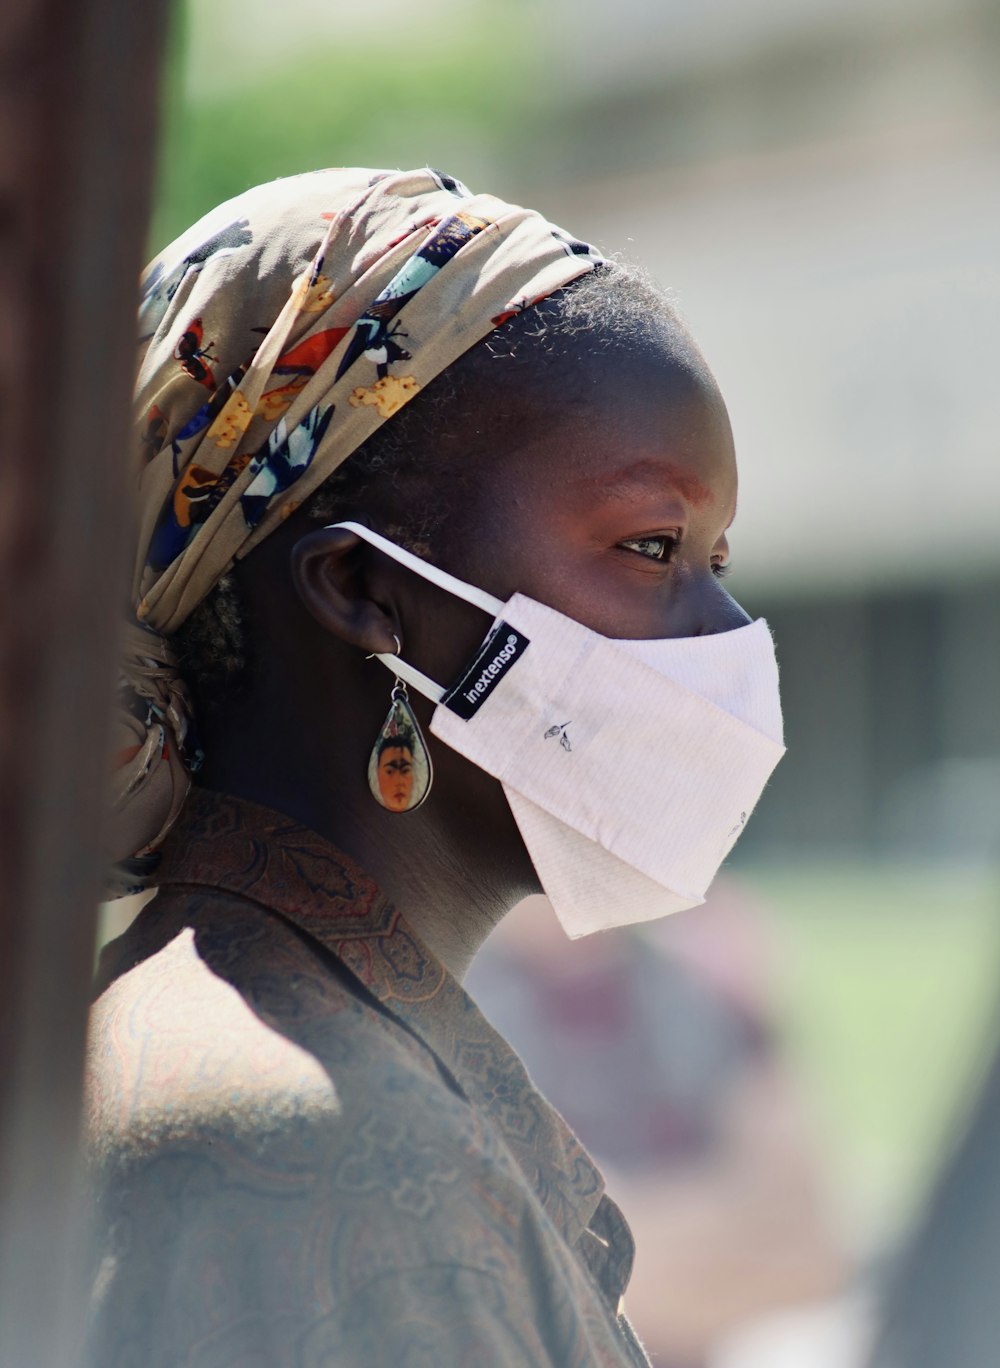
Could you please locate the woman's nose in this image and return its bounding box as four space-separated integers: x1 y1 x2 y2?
684 578 753 636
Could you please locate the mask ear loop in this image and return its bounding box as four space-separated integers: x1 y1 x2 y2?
378 651 446 704
328 521 505 615
336 520 504 705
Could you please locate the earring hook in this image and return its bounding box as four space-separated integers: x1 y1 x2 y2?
365 633 402 662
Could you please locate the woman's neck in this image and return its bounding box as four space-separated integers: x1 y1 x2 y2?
195 721 532 983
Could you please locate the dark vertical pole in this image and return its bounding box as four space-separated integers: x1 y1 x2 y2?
0 2 168 1363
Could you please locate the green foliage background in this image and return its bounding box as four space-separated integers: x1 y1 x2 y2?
151 1 550 254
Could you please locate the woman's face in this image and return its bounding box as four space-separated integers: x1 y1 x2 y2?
268 324 753 911
377 744 415 811
394 336 751 698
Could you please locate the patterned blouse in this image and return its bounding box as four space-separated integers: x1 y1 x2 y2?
84 789 651 1366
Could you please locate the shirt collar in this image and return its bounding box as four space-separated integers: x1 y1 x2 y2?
158 787 609 1252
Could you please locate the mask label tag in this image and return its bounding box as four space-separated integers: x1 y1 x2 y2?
441 622 530 720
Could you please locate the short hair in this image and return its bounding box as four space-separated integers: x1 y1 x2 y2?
377 732 415 762
173 261 689 708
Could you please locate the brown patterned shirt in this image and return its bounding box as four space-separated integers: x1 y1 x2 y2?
84 789 651 1367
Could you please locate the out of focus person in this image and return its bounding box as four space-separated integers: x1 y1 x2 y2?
468 882 847 1365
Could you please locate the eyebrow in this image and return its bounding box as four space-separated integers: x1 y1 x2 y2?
572 459 715 509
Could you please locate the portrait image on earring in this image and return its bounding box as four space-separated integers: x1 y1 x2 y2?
367 681 433 813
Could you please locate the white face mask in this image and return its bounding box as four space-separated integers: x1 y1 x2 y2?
331 522 785 939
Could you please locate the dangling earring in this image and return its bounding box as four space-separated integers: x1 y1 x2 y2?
367 635 433 813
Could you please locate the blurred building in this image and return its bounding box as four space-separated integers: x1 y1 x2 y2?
524 0 1000 865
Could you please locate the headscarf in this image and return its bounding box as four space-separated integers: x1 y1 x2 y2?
109 167 602 891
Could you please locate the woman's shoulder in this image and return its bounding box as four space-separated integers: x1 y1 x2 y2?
86 885 462 1170
83 892 636 1368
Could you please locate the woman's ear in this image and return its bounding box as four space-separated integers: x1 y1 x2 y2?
291 527 401 655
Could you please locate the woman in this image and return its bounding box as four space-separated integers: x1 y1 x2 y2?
87 168 784 1367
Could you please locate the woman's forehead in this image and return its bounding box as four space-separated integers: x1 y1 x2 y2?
496 346 736 504
570 458 714 510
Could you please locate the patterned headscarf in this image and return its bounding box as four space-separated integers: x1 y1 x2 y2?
110 167 602 890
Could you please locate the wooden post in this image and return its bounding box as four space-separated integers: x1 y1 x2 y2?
0 1 167 1362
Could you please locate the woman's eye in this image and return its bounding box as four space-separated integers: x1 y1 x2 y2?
618 535 677 562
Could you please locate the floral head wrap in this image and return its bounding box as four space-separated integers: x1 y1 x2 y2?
110 167 602 890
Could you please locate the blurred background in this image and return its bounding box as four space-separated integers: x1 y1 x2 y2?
132 0 1000 1361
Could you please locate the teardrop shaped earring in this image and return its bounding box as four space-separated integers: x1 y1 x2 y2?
367 636 433 813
